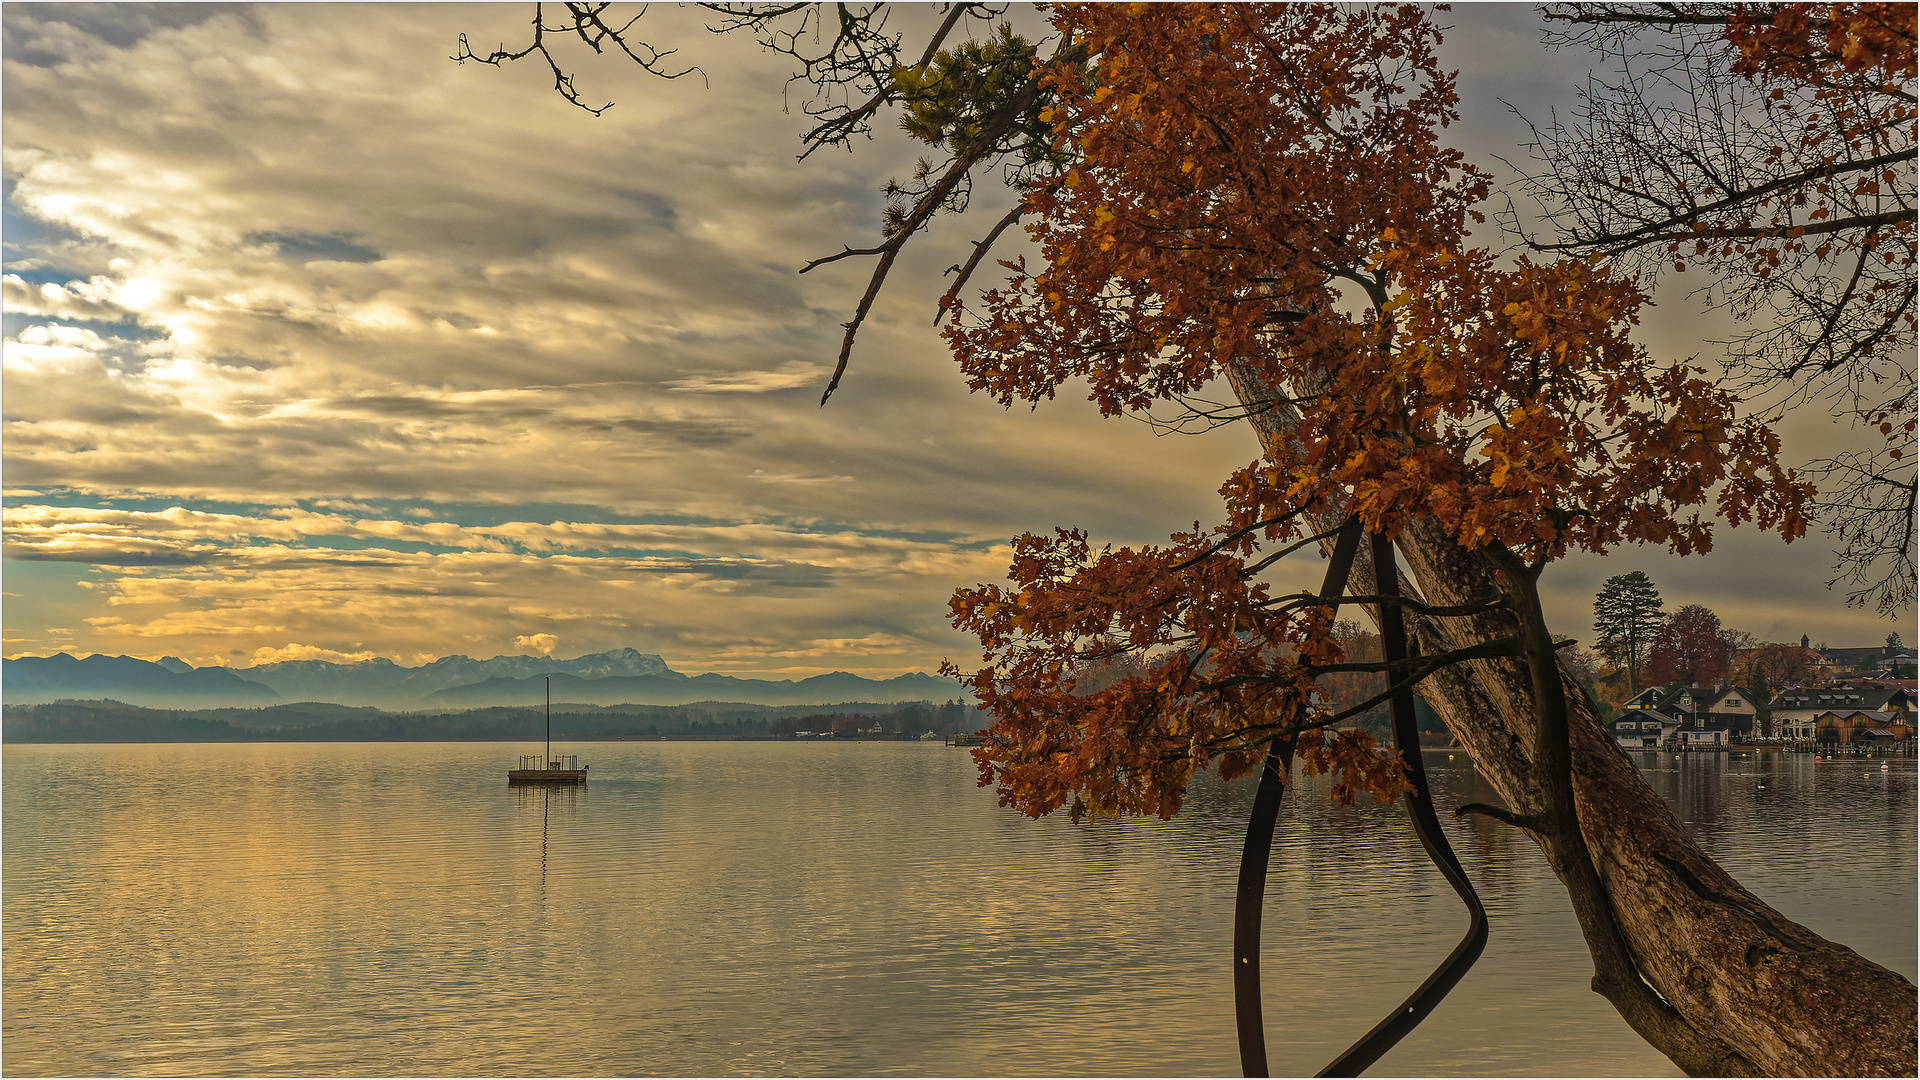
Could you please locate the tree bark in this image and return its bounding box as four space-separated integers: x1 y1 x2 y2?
1226 359 1918 1077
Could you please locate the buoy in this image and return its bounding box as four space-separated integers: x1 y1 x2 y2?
1882 764 1890 772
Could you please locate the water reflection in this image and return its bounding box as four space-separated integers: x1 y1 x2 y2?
515 783 584 894
2 742 1911 1077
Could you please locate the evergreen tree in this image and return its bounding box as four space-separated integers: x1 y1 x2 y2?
1593 571 1665 695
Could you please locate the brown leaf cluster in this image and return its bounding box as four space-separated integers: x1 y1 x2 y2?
945 3 1813 822
1645 603 1735 687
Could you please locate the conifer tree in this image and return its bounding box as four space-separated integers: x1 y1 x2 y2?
1592 571 1666 693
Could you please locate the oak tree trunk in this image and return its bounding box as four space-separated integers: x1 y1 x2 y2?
1227 361 1918 1077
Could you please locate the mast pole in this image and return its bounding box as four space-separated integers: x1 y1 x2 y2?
545 674 551 767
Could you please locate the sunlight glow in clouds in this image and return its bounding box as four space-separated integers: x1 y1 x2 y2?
2 4 1900 676
1 495 1028 674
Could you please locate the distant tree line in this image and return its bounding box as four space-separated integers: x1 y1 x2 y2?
1 699 983 743
1318 621 1450 741
771 700 975 737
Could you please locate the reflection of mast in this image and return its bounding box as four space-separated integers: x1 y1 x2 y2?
540 784 550 892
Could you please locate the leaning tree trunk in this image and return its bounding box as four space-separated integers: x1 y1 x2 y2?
1226 360 1917 1077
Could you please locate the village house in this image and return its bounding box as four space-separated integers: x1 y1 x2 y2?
1814 644 1886 673
1612 646 1914 748
1621 685 1695 725
1829 675 1918 690
1610 708 1674 749
1700 686 1759 734
1625 684 1756 745
1620 685 1672 713
1771 684 1913 741
1814 709 1912 746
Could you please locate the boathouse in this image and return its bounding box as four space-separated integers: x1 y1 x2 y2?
1814 709 1911 746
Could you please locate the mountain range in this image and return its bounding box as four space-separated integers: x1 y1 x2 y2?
0 648 960 711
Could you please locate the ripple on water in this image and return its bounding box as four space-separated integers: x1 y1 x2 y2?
3 741 1912 1077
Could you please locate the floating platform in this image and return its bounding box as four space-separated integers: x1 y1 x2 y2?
508 754 588 785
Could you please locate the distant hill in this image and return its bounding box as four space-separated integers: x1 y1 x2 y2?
0 654 281 709
2 648 959 711
1 699 254 742
423 669 960 708
236 647 678 706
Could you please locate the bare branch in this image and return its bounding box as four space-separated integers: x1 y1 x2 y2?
936 199 1026 325
817 35 1085 405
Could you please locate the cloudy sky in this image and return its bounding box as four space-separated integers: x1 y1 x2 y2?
2 3 1904 678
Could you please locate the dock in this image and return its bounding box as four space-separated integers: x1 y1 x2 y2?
508 753 588 785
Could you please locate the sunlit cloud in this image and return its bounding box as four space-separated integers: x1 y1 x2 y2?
751 470 856 484
58 540 1013 677
249 642 382 666
4 503 1009 567
514 633 559 656
666 360 828 394
2 498 1021 674
1 273 132 321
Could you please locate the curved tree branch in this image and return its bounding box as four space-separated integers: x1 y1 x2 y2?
1315 532 1488 1077
1235 517 1363 1077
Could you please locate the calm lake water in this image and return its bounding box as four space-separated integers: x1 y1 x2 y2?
3 741 1914 1077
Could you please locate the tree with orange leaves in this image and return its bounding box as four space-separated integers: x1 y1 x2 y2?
470 4 1914 1074
936 5 1906 1075
945 0 1794 817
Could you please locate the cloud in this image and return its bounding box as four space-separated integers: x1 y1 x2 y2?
2 499 1025 674
2 5 254 65
751 471 855 484
666 360 827 394
58 542 1011 677
1 273 131 321
0 65 1238 530
250 232 381 265
1 4 1900 678
514 633 559 656
248 642 382 666
4 502 1005 566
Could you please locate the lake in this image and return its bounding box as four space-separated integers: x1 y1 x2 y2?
3 741 1913 1076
